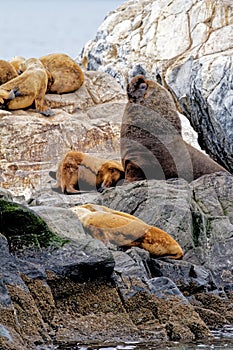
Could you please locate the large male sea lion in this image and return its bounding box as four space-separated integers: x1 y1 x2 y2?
0 58 54 116
70 203 184 259
121 75 228 182
53 151 125 194
126 74 182 134
39 53 84 94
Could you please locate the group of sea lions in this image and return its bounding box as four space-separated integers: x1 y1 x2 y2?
0 53 84 116
51 74 228 260
1 61 229 259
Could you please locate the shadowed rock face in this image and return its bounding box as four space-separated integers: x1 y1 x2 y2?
167 55 233 173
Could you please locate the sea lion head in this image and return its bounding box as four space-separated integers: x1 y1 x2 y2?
127 75 148 103
18 58 45 73
96 161 125 192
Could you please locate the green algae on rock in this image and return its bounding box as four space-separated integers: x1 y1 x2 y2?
0 199 69 252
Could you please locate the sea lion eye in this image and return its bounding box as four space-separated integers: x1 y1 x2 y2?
139 83 147 91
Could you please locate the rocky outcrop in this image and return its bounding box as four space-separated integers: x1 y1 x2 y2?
0 71 126 199
0 68 201 200
78 0 233 173
0 171 233 349
1 1 233 347
96 173 233 289
29 172 233 291
0 189 214 350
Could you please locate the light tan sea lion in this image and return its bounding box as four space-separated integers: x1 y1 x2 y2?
9 56 26 73
0 58 54 116
53 151 125 194
0 59 18 85
71 203 184 259
121 75 229 183
39 53 84 93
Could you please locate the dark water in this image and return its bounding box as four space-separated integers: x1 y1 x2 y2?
0 0 123 60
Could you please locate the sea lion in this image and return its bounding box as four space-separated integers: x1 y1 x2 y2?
71 203 184 259
9 56 26 73
127 74 182 134
39 53 84 94
121 75 228 183
0 59 18 85
53 151 125 194
0 58 54 116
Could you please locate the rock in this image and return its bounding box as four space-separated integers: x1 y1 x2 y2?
150 259 218 295
0 71 126 200
1 0 233 346
146 277 189 303
78 0 233 172
167 55 233 173
187 173 233 287
112 248 151 299
0 199 68 252
96 178 194 254
96 173 233 288
0 191 221 349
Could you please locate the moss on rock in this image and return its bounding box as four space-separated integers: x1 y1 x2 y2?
0 199 69 252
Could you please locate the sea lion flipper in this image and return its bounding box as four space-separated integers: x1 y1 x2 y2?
8 87 21 100
38 108 54 117
49 170 56 180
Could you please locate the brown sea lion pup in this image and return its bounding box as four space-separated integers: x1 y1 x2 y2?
70 203 184 259
53 151 125 194
121 75 229 183
0 58 54 116
39 53 84 94
0 60 18 85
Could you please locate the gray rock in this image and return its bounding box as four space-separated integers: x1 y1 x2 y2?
167 56 233 173
0 324 12 342
96 179 194 253
0 278 12 308
0 188 13 201
112 248 151 299
28 186 102 208
147 277 188 303
188 173 233 286
150 259 218 295
96 173 233 288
